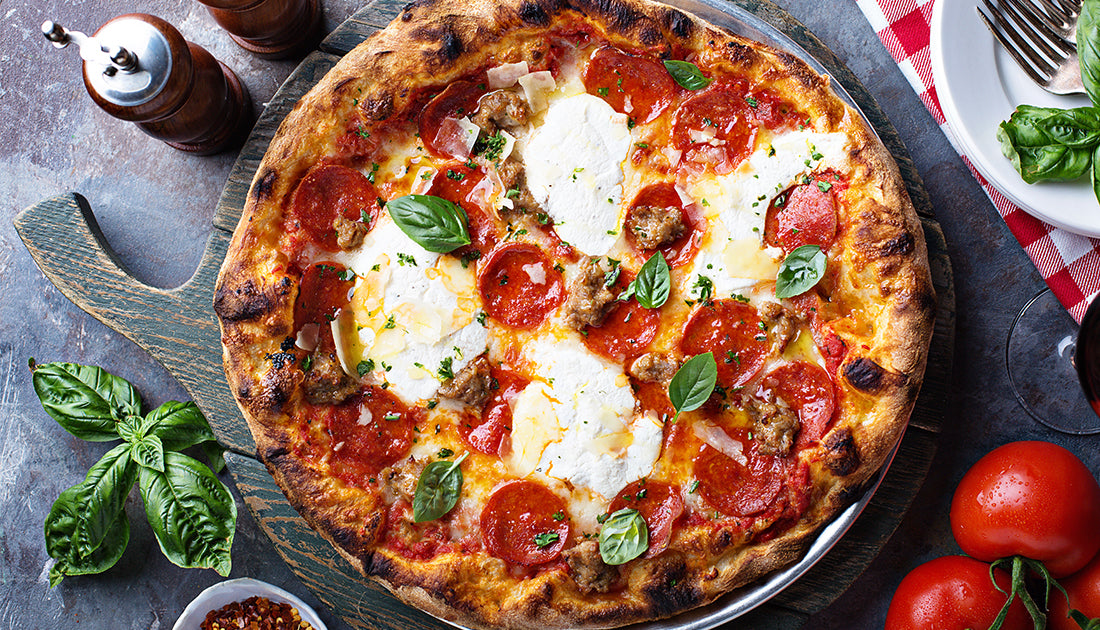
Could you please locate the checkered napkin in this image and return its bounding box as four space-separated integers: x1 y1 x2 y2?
856 0 1100 322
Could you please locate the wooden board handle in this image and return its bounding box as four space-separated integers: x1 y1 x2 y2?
14 192 256 453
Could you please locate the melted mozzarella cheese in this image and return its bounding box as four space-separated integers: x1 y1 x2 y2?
684 129 849 299
333 215 488 403
506 336 662 500
521 93 632 256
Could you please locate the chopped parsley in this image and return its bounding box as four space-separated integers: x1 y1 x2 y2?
534 532 560 548
357 359 375 376
475 131 508 161
437 356 455 380
691 275 714 303
397 252 417 267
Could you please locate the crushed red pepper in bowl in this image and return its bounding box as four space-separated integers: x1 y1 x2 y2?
201 595 314 630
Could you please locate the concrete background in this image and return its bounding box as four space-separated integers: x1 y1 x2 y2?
1 0 1097 628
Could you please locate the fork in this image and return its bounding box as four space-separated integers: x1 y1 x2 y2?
977 0 1084 94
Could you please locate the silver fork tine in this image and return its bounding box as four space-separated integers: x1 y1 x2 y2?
979 0 1056 85
1025 0 1078 33
1003 0 1076 55
1032 0 1078 27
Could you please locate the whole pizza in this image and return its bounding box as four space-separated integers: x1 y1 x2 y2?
214 0 936 627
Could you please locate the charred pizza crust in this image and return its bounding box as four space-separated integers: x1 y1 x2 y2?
215 0 935 628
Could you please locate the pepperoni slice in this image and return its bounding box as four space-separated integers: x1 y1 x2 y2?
334 118 383 164
294 262 354 330
427 161 499 255
478 244 565 329
694 429 785 517
681 300 769 388
286 163 381 253
764 178 838 253
461 366 529 456
481 480 570 565
624 183 702 268
672 82 757 173
419 80 487 158
608 480 684 558
745 88 804 131
583 47 676 125
757 361 836 449
323 386 414 485
582 269 659 361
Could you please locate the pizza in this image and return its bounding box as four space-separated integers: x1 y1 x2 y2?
213 0 936 627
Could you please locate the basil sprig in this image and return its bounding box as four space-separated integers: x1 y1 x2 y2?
775 245 827 299
668 352 718 421
386 194 471 253
622 252 671 309
598 508 649 565
31 361 233 586
997 2 1100 202
998 106 1097 183
663 60 712 91
413 451 469 522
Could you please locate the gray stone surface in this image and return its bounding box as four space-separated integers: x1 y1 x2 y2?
1 1 1097 629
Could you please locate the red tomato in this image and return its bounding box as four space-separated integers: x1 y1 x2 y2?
949 441 1100 577
884 556 1031 630
1049 550 1100 630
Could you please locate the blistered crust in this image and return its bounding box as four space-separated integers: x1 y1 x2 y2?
214 0 935 628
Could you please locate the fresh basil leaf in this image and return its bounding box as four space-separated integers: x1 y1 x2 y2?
137 451 236 576
663 60 712 91
144 401 216 452
43 443 137 585
598 508 648 565
776 245 827 299
669 352 718 420
632 253 671 309
998 107 1097 182
116 414 148 444
45 484 130 587
1080 0 1100 106
31 362 142 441
1038 108 1100 148
413 452 468 523
385 194 471 253
131 434 165 473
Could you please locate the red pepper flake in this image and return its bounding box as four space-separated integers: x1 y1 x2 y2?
200 596 313 630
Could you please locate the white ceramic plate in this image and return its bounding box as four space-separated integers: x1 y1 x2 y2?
930 0 1100 236
172 577 328 630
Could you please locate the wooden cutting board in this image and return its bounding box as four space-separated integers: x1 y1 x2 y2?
15 1 955 628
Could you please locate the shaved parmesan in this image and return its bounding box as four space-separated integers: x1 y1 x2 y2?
488 61 530 88
693 421 748 466
518 71 556 113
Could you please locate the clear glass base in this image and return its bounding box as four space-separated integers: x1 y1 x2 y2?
1006 289 1100 435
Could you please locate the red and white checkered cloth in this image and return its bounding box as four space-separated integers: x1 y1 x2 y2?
856 0 1100 322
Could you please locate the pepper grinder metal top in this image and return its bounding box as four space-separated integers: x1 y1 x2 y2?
43 14 253 155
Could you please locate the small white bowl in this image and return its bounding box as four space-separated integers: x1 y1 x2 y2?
173 577 328 630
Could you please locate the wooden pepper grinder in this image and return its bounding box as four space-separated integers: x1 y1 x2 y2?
194 0 323 59
43 15 253 155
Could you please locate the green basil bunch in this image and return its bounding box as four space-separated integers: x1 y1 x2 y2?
30 360 235 587
999 0 1100 201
